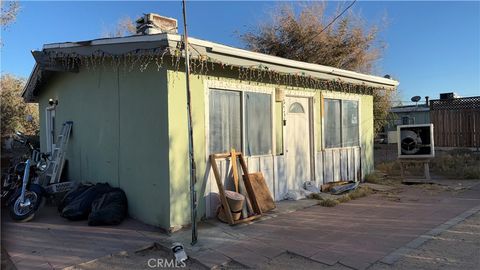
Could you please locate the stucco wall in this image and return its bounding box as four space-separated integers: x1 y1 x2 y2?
164 68 375 228
38 64 171 228
360 95 375 177
37 62 376 230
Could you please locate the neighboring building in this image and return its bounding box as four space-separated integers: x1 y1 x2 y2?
22 15 398 230
384 97 430 143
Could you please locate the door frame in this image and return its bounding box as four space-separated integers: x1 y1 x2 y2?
45 105 56 153
284 94 316 184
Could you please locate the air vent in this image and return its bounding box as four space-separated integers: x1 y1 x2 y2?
136 13 177 35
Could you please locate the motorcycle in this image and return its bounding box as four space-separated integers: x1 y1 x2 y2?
2 131 50 222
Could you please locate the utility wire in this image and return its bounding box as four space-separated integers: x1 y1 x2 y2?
304 0 357 44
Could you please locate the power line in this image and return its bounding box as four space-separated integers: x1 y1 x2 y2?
305 0 357 44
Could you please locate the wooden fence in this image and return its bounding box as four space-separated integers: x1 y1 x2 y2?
430 96 480 148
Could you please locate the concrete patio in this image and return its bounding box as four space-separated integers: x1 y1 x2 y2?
2 180 480 270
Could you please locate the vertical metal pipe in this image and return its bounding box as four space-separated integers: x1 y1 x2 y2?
182 0 197 245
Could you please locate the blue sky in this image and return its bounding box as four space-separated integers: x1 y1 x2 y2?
1 1 479 102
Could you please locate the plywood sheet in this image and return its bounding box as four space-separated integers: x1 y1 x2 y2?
245 172 275 213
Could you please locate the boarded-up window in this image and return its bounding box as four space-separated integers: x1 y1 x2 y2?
324 99 359 148
245 92 272 155
209 89 242 153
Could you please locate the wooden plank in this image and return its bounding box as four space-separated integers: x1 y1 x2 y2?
244 172 275 213
209 155 235 225
238 153 262 215
233 214 261 225
230 149 239 192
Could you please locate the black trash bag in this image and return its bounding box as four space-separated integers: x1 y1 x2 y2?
61 183 112 221
88 188 128 226
58 184 92 213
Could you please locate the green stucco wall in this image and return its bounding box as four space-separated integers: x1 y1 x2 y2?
360 95 375 177
37 62 375 230
165 71 207 229
164 69 374 228
38 64 171 228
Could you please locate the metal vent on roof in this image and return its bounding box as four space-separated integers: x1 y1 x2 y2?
136 13 178 35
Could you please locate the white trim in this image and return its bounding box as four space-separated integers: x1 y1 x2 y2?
397 124 435 159
284 95 316 183
205 80 274 94
45 105 56 153
207 44 398 88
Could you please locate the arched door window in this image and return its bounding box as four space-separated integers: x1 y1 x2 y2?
289 102 305 113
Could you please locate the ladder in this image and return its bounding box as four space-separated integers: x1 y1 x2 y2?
46 121 73 184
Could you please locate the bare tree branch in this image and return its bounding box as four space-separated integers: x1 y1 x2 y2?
1 1 20 29
241 1 396 134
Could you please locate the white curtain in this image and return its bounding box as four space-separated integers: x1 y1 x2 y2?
245 92 272 155
209 89 242 153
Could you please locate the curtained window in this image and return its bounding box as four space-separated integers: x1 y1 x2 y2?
209 89 272 156
245 92 272 155
209 89 242 153
324 98 359 148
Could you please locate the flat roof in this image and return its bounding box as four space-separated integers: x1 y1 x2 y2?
23 33 399 102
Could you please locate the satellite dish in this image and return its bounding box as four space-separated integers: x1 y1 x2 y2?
411 96 421 103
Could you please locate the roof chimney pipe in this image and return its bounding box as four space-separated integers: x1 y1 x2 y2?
425 96 429 106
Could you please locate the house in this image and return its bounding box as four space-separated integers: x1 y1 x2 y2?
384 97 430 143
22 15 399 230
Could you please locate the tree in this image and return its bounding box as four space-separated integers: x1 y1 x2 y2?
1 0 20 28
103 16 136 38
241 2 396 134
1 74 39 136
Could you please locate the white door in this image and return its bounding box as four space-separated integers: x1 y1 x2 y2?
285 97 312 190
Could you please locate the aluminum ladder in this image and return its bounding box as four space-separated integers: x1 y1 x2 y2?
46 121 73 184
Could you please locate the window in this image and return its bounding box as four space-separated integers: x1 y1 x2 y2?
324 99 359 148
402 116 414 125
209 90 242 153
209 89 272 156
245 92 272 155
289 102 305 113
342 100 359 147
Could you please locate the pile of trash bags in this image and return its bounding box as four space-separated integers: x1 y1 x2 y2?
58 183 128 226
